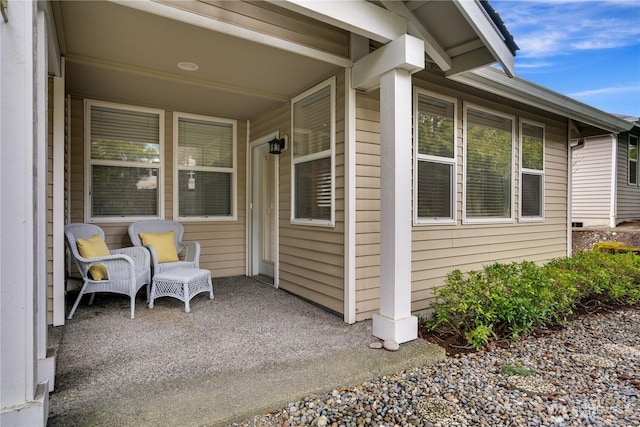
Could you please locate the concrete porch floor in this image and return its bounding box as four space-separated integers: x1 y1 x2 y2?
47 276 444 426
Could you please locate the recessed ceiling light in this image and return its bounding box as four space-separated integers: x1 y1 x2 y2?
177 62 199 71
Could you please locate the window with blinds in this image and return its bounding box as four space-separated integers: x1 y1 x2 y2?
521 121 545 219
464 106 514 221
86 101 163 220
174 113 236 220
414 90 457 224
629 135 638 185
291 78 334 225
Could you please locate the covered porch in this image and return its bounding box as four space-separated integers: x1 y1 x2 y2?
47 0 513 342
47 276 443 426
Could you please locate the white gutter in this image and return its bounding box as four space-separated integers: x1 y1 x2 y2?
609 134 618 228
452 67 634 134
567 122 585 256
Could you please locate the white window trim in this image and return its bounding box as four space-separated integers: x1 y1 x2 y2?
462 102 515 225
628 134 638 186
173 111 238 222
413 88 458 226
519 119 545 223
290 77 336 227
84 99 164 223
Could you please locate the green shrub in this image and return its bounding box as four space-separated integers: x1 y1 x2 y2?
426 251 640 350
592 241 640 254
547 250 640 306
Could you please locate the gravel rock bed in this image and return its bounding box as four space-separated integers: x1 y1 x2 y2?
231 308 640 427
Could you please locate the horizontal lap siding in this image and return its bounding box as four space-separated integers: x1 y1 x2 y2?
615 133 640 223
354 92 381 320
355 75 569 321
250 72 346 315
571 136 612 226
68 100 247 279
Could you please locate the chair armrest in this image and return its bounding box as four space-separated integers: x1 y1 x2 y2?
75 253 135 281
112 246 150 271
178 241 200 266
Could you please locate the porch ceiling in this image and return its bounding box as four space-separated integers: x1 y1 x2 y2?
52 0 342 121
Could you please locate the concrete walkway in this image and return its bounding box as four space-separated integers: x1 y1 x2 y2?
47 277 445 426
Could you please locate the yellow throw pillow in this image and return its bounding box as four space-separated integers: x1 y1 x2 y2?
76 234 110 281
139 231 179 263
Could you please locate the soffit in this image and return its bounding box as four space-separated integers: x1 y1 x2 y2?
54 0 342 120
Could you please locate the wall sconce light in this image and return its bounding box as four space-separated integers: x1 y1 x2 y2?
268 137 286 155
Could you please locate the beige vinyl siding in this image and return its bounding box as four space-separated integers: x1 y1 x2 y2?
615 133 640 223
571 136 613 227
68 98 247 280
157 0 349 59
354 72 569 320
353 91 381 320
251 73 346 314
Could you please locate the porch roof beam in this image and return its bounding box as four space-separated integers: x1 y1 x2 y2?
108 0 352 68
352 34 425 91
266 0 408 44
379 0 451 72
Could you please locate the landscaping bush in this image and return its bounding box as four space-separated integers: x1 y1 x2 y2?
547 250 640 307
426 251 640 350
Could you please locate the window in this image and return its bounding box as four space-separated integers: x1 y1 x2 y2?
291 78 335 226
520 121 545 220
629 135 638 185
174 113 237 220
414 90 457 224
85 100 163 221
464 105 514 222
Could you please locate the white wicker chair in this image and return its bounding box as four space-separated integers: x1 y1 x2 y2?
65 223 151 319
128 220 200 276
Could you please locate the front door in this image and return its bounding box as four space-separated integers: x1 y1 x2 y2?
250 138 278 285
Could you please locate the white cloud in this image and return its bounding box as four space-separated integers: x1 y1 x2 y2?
569 85 640 98
492 1 640 59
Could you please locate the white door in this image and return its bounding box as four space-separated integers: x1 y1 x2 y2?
250 140 278 285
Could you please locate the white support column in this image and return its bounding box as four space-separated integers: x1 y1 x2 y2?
1 1 50 425
372 68 418 344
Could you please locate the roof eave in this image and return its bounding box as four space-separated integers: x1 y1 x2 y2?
453 0 515 77
451 66 634 134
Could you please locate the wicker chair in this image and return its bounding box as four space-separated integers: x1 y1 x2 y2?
64 223 151 319
128 220 200 276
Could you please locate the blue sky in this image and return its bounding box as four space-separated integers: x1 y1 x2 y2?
490 0 640 117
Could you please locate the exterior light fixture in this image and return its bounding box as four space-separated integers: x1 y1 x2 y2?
268 137 286 155
177 62 199 71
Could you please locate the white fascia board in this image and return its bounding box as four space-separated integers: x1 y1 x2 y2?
352 34 425 91
453 0 515 77
380 0 451 72
109 0 351 67
267 0 407 44
451 67 633 134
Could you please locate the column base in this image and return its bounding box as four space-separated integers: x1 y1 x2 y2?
0 381 49 427
372 313 418 344
38 346 57 392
